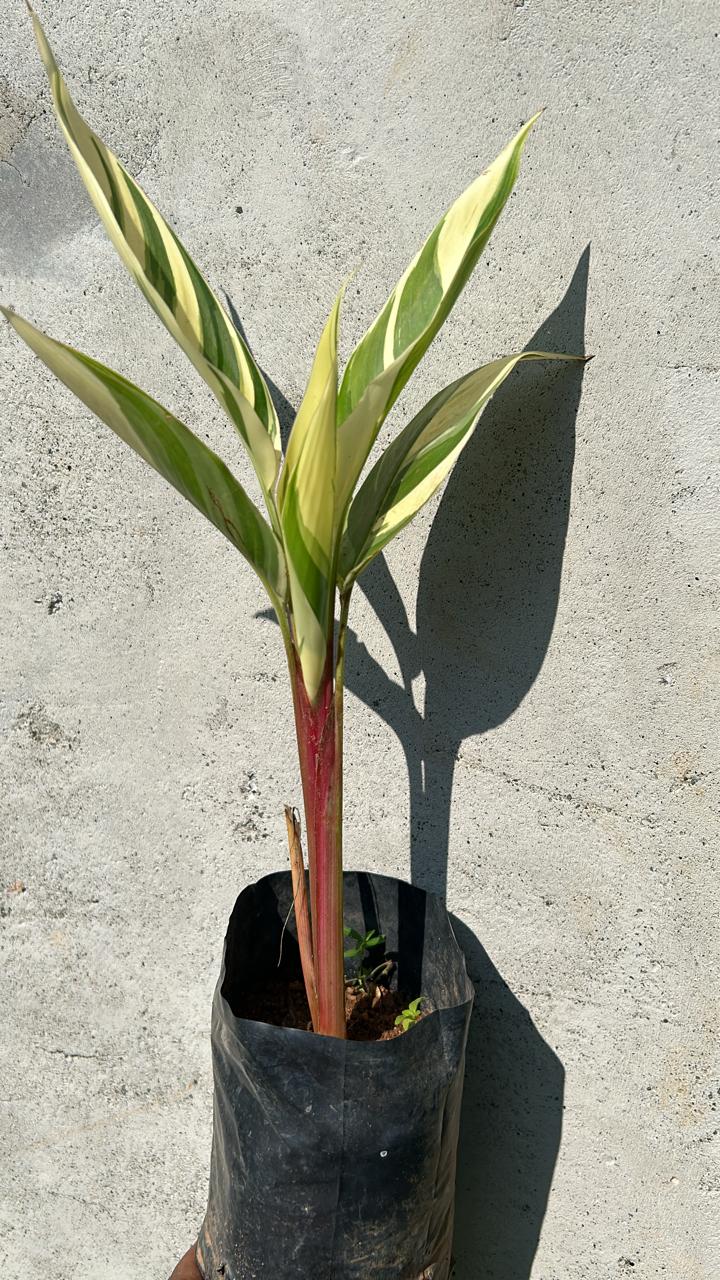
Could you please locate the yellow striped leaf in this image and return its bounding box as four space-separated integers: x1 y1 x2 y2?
279 288 343 700
335 115 541 515
339 351 584 586
28 7 281 502
3 307 286 602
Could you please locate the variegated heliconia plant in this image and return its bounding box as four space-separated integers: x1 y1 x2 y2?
4 9 587 1037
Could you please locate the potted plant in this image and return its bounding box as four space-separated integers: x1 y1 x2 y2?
6 10 588 1278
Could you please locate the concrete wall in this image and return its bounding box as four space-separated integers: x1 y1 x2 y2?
1 2 717 1277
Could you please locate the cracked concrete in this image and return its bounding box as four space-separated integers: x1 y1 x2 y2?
1 1 719 1278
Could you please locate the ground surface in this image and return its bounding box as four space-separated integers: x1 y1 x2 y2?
1 1 718 1277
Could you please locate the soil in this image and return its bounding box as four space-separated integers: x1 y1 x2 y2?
234 978 425 1041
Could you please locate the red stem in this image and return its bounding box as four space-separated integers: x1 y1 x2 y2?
289 644 345 1039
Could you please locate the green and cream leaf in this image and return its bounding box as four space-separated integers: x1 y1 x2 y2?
2 307 286 601
280 288 343 700
334 115 541 515
28 7 281 504
339 351 583 586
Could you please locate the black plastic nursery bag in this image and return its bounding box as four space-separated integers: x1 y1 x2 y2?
196 870 474 1280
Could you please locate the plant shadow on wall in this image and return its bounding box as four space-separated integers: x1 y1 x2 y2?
340 247 590 1279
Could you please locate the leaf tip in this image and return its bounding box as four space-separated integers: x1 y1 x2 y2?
344 263 362 291
26 2 56 73
509 108 545 157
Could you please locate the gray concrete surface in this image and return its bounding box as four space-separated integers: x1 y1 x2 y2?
1 2 718 1277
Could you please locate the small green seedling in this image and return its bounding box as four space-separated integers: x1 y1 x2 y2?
344 927 392 993
343 927 384 960
395 998 424 1033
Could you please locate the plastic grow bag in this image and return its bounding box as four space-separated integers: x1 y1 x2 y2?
196 870 474 1280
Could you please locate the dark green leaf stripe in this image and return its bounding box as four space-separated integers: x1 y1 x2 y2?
90 136 124 228
168 230 241 389
391 421 469 504
392 222 444 360
122 171 176 311
281 481 328 626
339 296 394 419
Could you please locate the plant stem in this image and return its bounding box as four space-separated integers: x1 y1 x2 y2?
284 590 353 1039
334 588 351 893
284 805 319 1031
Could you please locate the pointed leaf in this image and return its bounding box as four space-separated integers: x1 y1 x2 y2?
279 288 343 700
3 307 286 601
339 351 584 586
335 115 541 514
28 7 281 499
